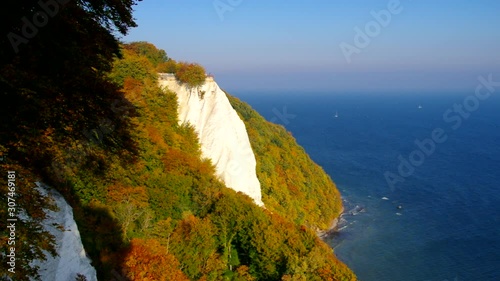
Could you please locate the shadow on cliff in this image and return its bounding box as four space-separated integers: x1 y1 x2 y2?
38 89 139 280
74 204 132 281
0 2 144 279
37 89 138 280
0 48 138 281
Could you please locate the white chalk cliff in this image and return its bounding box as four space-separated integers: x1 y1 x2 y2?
159 74 263 206
31 183 97 281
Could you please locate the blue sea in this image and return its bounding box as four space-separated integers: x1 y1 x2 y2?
233 90 500 281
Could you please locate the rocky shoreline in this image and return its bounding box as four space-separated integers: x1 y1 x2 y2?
317 206 344 239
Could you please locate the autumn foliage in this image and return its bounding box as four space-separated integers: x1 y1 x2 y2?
175 62 206 88
123 239 189 281
226 94 344 231
1 39 356 281
0 0 139 279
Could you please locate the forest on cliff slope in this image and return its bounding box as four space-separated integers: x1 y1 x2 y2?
0 1 355 280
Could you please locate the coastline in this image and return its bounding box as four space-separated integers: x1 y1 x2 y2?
317 206 344 239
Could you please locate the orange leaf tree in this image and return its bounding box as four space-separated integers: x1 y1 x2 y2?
123 238 189 281
107 185 149 238
175 62 206 88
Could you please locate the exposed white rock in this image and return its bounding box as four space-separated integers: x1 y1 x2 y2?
159 74 264 206
31 183 97 281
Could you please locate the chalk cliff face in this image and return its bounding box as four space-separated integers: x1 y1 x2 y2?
31 183 97 281
159 74 263 206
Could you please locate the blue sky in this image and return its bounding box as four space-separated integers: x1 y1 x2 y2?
124 0 500 92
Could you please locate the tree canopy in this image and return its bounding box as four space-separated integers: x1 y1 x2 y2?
0 1 140 279
175 62 207 88
124 41 170 68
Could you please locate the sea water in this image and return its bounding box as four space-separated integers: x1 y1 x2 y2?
233 90 500 281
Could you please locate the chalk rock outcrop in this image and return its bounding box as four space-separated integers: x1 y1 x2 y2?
159 74 263 206
31 183 97 281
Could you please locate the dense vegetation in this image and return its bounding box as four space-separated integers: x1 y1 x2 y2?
1 0 139 279
1 1 355 280
109 41 206 88
227 96 343 231
79 44 356 280
174 62 207 88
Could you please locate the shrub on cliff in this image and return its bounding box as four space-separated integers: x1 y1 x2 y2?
123 41 177 73
175 62 206 88
157 59 179 73
124 41 170 68
108 49 158 86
